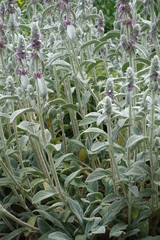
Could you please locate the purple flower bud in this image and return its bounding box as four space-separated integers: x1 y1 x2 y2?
126 67 134 92
131 24 141 40
35 71 42 79
31 23 42 51
105 78 115 100
0 1 5 17
18 69 28 76
0 34 6 49
121 34 128 51
150 55 159 91
17 35 27 64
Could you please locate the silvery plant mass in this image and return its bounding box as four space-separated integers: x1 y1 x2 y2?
0 0 160 239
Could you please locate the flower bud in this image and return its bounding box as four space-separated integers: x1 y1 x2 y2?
7 61 14 74
105 78 114 99
150 23 157 39
16 87 24 100
49 33 54 46
154 137 160 149
0 35 7 49
8 13 17 32
126 67 134 92
121 34 128 51
6 76 15 94
17 35 27 64
31 22 42 51
150 55 159 91
76 27 83 40
0 1 5 17
104 96 112 116
26 84 35 101
132 24 140 40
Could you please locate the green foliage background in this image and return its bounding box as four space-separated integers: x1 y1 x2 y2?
93 0 115 31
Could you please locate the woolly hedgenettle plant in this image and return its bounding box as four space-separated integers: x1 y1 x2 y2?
0 0 160 239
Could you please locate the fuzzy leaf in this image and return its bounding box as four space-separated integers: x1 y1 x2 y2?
10 108 35 123
67 197 84 229
82 127 107 136
3 228 26 240
32 190 56 204
49 232 72 240
86 168 108 183
110 223 128 238
67 25 76 40
126 135 148 151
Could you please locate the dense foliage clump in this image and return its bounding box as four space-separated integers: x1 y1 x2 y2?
0 0 160 239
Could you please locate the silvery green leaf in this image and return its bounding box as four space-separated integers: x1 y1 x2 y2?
85 217 101 235
32 190 56 204
67 197 84 229
101 198 127 225
0 95 19 103
129 186 139 197
51 60 70 68
100 30 120 42
81 91 91 107
126 135 148 151
135 43 149 58
67 25 75 40
38 78 48 99
97 112 106 126
36 129 52 145
18 121 40 134
86 168 108 183
65 169 84 189
47 52 67 65
109 223 128 238
124 166 145 177
79 117 96 126
81 40 100 50
45 143 61 153
0 113 10 119
80 60 96 68
91 142 108 152
49 232 72 240
21 75 29 90
137 67 150 78
19 135 29 151
55 153 74 168
82 127 107 136
10 108 35 123
91 226 106 234
3 228 26 240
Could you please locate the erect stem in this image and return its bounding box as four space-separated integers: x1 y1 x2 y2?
107 115 121 194
150 0 160 57
53 66 67 153
35 57 47 146
47 151 65 201
0 204 39 232
149 90 155 209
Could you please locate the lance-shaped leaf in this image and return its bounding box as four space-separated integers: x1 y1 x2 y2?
10 108 35 124
126 135 148 151
86 168 108 183
49 232 72 240
67 197 84 229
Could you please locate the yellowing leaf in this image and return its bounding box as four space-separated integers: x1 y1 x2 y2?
43 181 50 190
24 216 37 237
23 146 28 152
